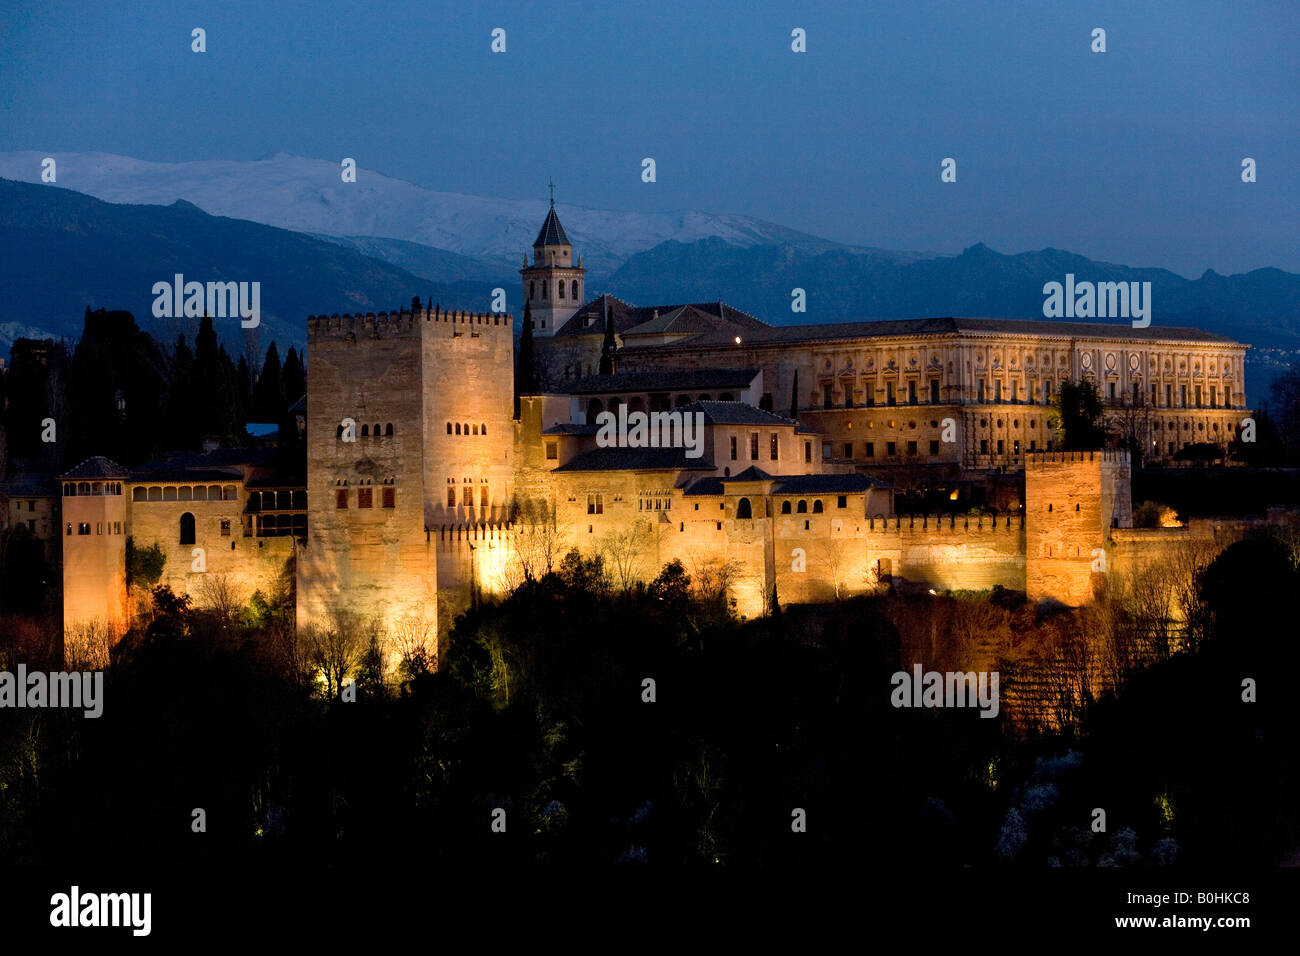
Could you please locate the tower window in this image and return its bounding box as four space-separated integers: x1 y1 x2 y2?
447 488 456 508
383 487 395 508
361 424 369 437
542 280 548 299
455 423 461 435
571 280 579 299
337 490 348 509
180 512 195 545
358 488 372 508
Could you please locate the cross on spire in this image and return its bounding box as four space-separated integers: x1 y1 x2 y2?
548 178 556 207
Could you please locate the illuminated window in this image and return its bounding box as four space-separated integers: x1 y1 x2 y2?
587 493 603 515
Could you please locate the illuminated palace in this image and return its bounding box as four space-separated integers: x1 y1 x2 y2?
54 202 1269 648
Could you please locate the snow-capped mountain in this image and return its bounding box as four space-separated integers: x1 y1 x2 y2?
0 151 854 275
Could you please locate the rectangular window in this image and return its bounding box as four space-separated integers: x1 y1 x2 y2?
837 495 847 509
929 379 940 403
865 441 875 457
978 380 985 403
358 488 373 508
78 523 90 535
480 486 488 508
1166 384 1173 407
886 441 897 457
28 520 36 531
822 441 832 460
1133 382 1141 404
823 384 833 409
447 488 455 508
1195 386 1203 408
886 381 896 406
1150 384 1157 406
907 380 917 405
980 439 988 454
929 439 939 454
337 489 348 509
906 441 918 456
844 442 853 459
27 501 34 512
730 436 738 461
1010 382 1017 403
220 519 231 536
1210 386 1217 408
587 493 603 515
804 441 811 463
383 487 395 508
1108 382 1116 400
750 432 759 460
545 442 558 460
997 439 1005 455
1180 385 1187 407
770 433 779 461
1044 380 1052 403
995 381 1003 403
462 486 473 506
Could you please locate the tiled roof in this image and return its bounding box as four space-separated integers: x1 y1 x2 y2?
564 368 760 395
60 456 130 479
128 468 244 484
132 448 276 474
0 474 54 497
771 473 889 493
542 423 600 435
726 466 773 482
553 447 716 472
553 294 766 338
623 316 1239 350
687 401 800 427
683 477 725 496
534 205 571 247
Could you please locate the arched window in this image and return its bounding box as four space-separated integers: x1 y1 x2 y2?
781 501 791 514
447 422 452 434
386 423 394 436
542 280 548 299
66 523 72 536
629 396 646 414
571 280 579 299
133 487 146 502
472 424 478 435
361 424 369 437
812 500 824 513
587 398 604 421
148 487 162 502
736 497 752 519
719 393 734 402
797 500 808 514
481 423 486 435
373 423 380 437
337 424 344 438
455 423 461 435
558 282 565 300
78 482 90 495
462 423 469 436
675 394 691 407
180 512 196 545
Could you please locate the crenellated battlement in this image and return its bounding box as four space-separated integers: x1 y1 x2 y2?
307 305 513 341
867 512 1025 534
1025 449 1130 466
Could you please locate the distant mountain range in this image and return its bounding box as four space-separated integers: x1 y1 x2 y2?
0 178 498 355
0 151 857 276
1 154 1296 407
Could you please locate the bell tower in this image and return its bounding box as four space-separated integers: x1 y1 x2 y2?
520 181 585 337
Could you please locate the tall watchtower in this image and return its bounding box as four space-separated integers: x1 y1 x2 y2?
60 457 129 651
1025 449 1132 605
520 185 584 337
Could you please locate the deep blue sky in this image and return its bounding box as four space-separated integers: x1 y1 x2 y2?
1 0 1295 276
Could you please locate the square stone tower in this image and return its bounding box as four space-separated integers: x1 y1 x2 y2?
1025 449 1132 605
298 307 435 637
60 458 130 649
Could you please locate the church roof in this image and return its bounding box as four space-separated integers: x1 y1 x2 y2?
553 294 766 338
534 204 571 248
686 401 800 427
